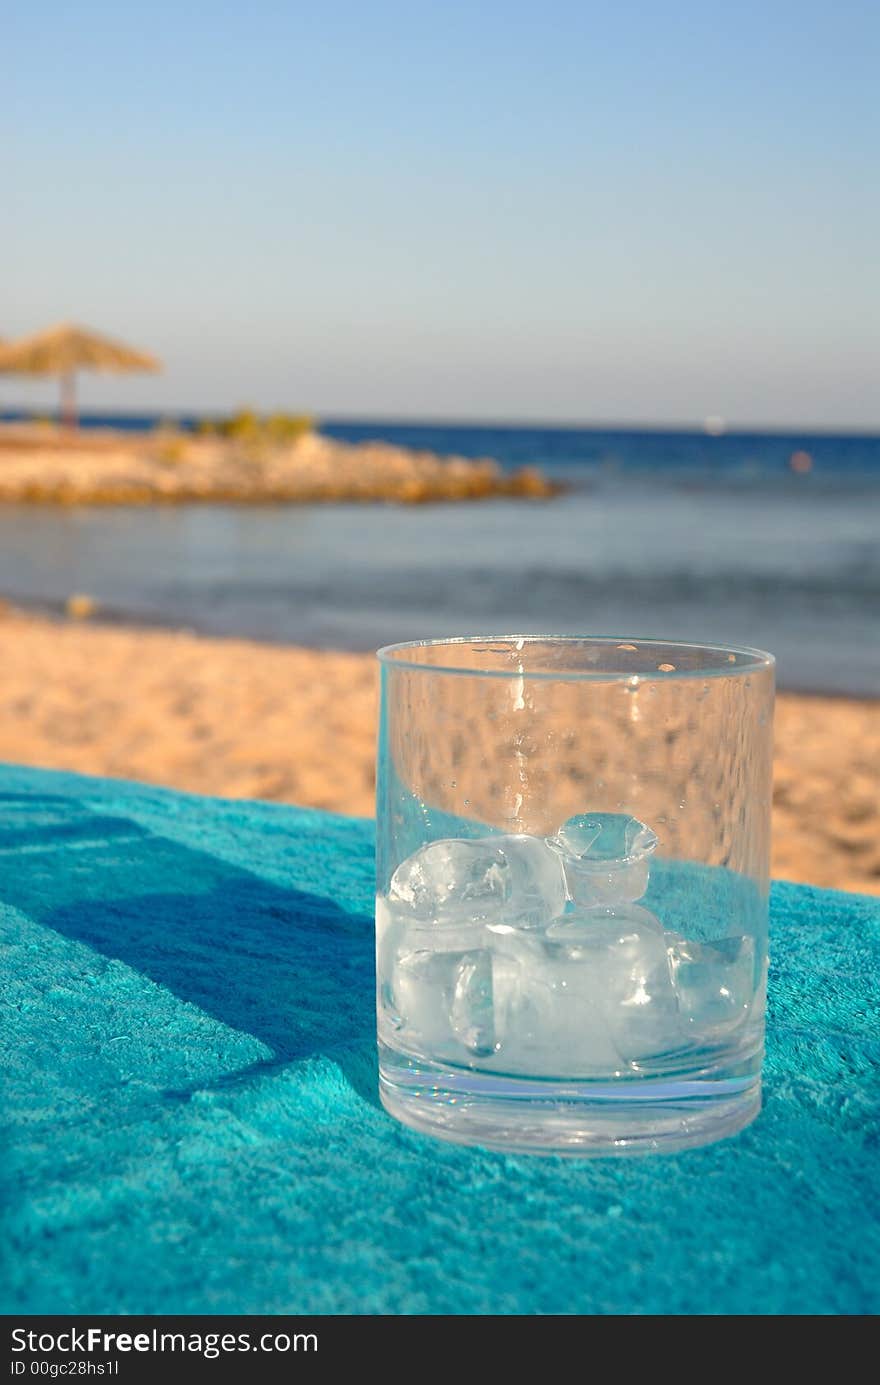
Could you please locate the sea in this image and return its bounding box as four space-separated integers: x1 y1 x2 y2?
0 415 878 697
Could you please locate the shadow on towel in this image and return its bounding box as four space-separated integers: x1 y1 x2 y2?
0 791 378 1106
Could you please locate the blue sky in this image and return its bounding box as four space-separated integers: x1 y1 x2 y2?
5 0 878 426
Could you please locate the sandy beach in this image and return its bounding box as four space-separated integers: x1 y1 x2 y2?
0 604 876 895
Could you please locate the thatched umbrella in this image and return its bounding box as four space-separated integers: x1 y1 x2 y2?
0 322 161 428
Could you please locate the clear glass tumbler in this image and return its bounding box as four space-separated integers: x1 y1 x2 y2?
375 636 774 1155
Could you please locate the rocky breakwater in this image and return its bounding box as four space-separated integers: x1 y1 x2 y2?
0 427 558 506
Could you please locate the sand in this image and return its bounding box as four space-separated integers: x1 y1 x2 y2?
0 605 876 895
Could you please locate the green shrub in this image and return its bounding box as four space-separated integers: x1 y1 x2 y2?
223 408 261 440
198 408 315 451
264 412 314 443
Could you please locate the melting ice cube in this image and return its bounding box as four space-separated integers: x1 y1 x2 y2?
376 898 523 1062
514 956 622 1076
667 934 755 1038
380 943 459 1049
544 904 682 1065
449 949 521 1057
389 833 566 930
549 812 658 905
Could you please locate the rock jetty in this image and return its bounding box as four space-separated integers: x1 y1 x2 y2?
0 426 558 506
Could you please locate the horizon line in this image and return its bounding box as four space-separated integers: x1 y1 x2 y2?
1 405 878 439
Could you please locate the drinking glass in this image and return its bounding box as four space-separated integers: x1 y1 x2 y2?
375 636 774 1155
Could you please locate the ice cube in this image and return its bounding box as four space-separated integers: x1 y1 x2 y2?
549 812 658 905
393 945 465 1052
388 834 566 930
376 898 525 1062
520 943 623 1075
449 948 521 1058
554 813 657 861
667 934 755 1038
476 904 679 1078
376 899 470 1040
544 904 683 1067
545 901 663 946
377 911 480 1055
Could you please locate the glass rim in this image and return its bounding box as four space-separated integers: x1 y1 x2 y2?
376 634 775 683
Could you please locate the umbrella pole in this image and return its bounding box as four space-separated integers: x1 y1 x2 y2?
60 372 77 430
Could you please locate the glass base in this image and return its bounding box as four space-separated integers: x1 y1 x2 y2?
378 1043 762 1156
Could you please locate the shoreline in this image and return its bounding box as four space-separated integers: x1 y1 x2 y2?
0 593 873 701
0 603 876 895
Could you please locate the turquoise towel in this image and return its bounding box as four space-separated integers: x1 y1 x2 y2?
1 764 877 1315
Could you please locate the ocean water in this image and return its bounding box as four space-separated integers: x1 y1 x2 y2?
0 418 877 696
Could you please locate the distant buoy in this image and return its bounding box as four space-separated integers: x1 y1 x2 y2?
703 415 726 436
789 450 813 474
66 593 96 619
